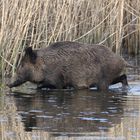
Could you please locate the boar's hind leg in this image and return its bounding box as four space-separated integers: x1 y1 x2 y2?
111 74 128 87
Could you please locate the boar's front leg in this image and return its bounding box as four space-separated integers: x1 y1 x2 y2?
37 82 56 89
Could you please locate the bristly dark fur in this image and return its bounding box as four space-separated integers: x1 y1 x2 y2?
7 41 134 91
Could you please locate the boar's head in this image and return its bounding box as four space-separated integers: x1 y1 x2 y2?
7 47 43 88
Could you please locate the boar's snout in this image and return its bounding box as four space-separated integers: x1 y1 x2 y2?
6 75 27 88
5 78 13 88
7 83 14 88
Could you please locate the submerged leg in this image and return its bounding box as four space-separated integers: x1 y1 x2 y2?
37 82 56 89
97 81 109 91
111 74 128 87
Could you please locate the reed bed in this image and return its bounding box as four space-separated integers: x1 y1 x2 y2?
0 0 140 77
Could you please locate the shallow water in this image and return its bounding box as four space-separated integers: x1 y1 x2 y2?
0 56 140 140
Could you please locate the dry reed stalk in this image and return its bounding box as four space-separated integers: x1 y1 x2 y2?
0 0 140 77
115 0 124 54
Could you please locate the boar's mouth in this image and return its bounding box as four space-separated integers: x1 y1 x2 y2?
7 76 26 88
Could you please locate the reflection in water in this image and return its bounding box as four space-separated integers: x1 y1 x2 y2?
13 90 126 133
1 86 140 140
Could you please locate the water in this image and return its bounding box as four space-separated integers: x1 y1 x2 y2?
0 56 140 140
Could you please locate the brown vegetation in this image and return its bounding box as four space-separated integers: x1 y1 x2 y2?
0 0 140 77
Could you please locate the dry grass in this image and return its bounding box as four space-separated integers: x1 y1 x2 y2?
0 0 140 77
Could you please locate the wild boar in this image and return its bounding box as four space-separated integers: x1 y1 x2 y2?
7 41 133 91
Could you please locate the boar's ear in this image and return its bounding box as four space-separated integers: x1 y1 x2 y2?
24 47 37 63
